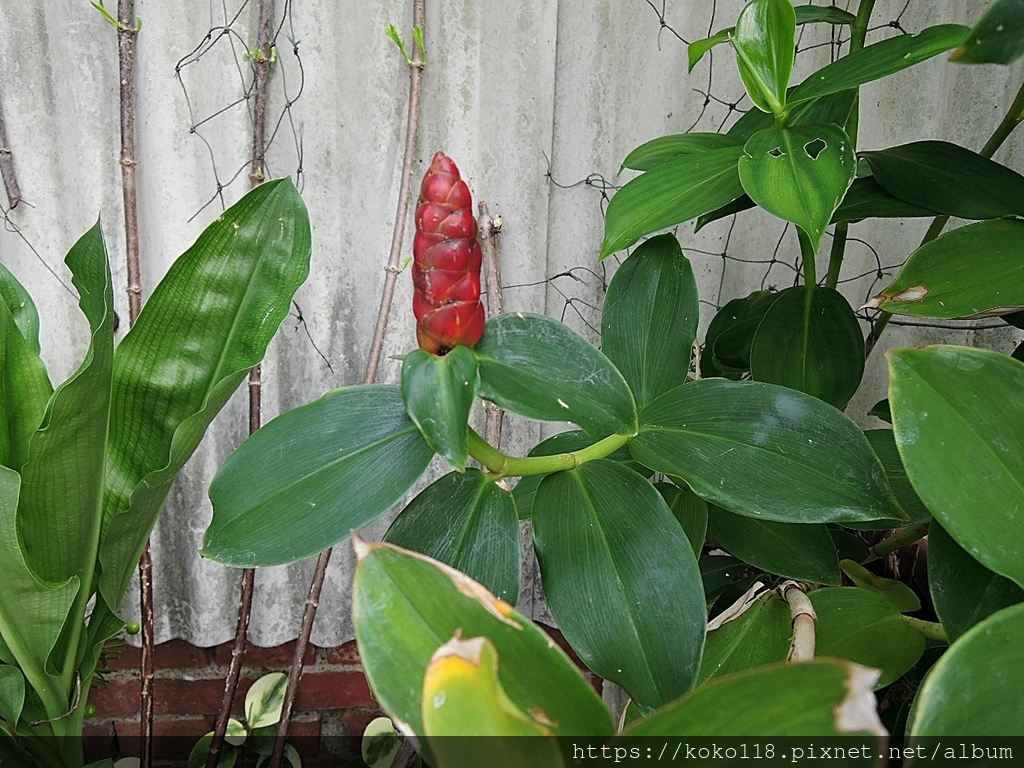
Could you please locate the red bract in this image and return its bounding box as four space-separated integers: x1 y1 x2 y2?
413 152 485 355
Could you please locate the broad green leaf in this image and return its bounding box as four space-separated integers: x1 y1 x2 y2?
840 559 921 613
656 482 707 557
361 717 401 768
867 220 1024 319
863 429 931 526
204 385 434 567
703 290 781 378
810 587 925 688
687 29 733 72
600 147 745 259
0 467 77 722
620 133 743 172
739 124 856 251
0 665 26 726
832 176 937 222
697 590 791 687
533 461 705 711
352 538 614 738
694 195 756 232
728 88 857 142
831 528 870 563
0 260 41 353
631 379 904 524
474 313 637 436
888 346 1024 587
952 0 1024 64
245 672 287 729
928 520 1024 642
101 179 311 604
384 470 520 604
601 234 698 408
750 285 864 409
707 504 840 585
860 141 1024 220
624 660 886 738
907 603 1024 739
401 346 479 471
187 734 238 768
788 25 971 107
730 0 796 115
700 554 749 602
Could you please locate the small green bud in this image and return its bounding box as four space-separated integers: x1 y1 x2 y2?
125 621 141 635
84 703 97 718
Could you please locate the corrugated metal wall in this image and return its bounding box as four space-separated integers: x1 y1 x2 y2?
0 0 1019 646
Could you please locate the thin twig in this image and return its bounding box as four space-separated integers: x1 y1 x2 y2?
781 582 816 662
0 82 22 209
207 2 274 766
478 202 505 447
270 3 426 766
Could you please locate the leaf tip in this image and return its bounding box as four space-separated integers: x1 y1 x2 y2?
352 532 372 562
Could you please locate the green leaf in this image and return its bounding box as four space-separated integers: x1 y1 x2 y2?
656 482 708 557
730 0 796 115
624 659 886 737
601 234 699 409
888 346 1024 588
867 220 1024 319
352 539 614 738
694 195 756 232
788 25 971 107
810 587 925 688
473 313 637 437
630 379 904 524
101 179 312 604
384 470 520 604
840 559 921 613
728 89 857 142
707 505 840 585
600 147 745 260
862 429 931 526
701 290 781 378
245 672 288 729
0 664 26 726
0 260 41 353
860 141 1024 220
832 176 938 222
700 554 749 602
928 519 1024 642
401 346 478 471
952 0 1024 64
204 385 434 567
188 733 238 768
696 590 792 686
738 124 856 251
620 133 743 172
533 461 705 711
750 285 865 409
687 29 733 72
361 717 401 768
908 603 1024 738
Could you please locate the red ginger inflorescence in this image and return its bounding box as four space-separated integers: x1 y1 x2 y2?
413 152 485 355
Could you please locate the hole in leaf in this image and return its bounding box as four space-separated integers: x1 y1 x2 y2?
768 146 784 158
804 138 827 159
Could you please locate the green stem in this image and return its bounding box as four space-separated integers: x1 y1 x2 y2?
468 429 632 480
824 221 848 289
865 522 929 561
904 616 949 644
799 229 817 287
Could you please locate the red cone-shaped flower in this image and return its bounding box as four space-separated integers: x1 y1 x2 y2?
413 152 485 355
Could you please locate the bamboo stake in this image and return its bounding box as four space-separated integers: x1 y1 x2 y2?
0 82 22 209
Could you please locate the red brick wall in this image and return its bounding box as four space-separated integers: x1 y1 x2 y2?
83 628 600 766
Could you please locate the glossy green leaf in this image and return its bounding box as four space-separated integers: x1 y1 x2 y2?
702 290 781 378
187 734 238 768
788 25 970 107
600 147 745 259
656 482 707 557
601 235 698 408
385 470 520 604
0 261 41 354
739 124 856 250
861 429 931 526
204 385 435 567
620 133 743 172
728 88 857 142
908 603 1024 738
730 0 796 115
840 559 921 613
952 0 1024 64
700 554 750 603
861 141 1024 220
101 179 311 603
352 539 614 738
832 176 937 222
696 590 791 686
532 461 705 711
474 313 637 436
631 379 904 524
0 664 26 726
888 346 1024 587
624 659 886 738
401 346 478 471
868 220 1024 319
708 505 840 584
928 520 1024 642
750 285 864 409
810 587 925 688
687 28 733 71
831 528 870 563
694 194 756 232
245 672 287 729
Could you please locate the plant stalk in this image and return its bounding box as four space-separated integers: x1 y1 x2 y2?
798 229 816 287
478 202 505 447
207 5 275 766
782 582 816 662
863 522 929 563
270 3 426 765
0 82 22 209
904 616 948 644
468 429 631 480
